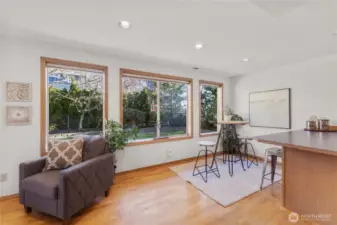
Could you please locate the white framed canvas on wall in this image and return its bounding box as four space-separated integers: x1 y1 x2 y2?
249 88 291 129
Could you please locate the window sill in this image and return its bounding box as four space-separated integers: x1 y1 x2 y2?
126 135 193 147
199 132 219 137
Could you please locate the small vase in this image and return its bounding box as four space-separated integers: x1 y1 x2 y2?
224 115 232 122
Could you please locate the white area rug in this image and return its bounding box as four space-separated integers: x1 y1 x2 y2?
170 161 281 207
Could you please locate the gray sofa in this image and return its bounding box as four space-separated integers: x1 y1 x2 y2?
19 136 114 225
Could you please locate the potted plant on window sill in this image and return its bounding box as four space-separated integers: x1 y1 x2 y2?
104 120 138 172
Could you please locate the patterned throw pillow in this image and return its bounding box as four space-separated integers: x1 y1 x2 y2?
43 138 84 171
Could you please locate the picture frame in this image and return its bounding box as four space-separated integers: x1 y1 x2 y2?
6 106 32 126
249 88 291 129
6 82 32 102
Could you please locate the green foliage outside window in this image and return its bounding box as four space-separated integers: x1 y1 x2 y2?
49 82 103 133
200 85 218 133
123 87 157 128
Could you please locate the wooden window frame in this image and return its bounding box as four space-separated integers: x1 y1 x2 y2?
120 68 193 146
40 57 108 156
199 80 224 137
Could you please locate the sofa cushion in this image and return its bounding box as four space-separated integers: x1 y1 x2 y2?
22 170 60 199
81 135 108 161
44 138 84 171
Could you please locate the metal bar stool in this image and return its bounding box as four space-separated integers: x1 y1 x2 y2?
240 137 259 168
193 141 220 183
260 147 283 190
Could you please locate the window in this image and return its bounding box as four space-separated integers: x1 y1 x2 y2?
40 57 108 156
199 80 223 136
120 69 193 145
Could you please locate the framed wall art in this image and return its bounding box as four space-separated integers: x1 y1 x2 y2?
249 88 291 129
6 82 32 102
6 106 32 126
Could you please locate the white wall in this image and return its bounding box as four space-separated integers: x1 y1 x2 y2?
0 36 230 197
231 53 337 157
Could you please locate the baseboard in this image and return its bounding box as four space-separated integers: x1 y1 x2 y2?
117 152 223 175
0 193 18 201
117 151 284 175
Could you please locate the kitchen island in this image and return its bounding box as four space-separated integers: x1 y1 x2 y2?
255 130 337 224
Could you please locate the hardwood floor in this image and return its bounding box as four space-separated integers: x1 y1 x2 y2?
0 159 316 225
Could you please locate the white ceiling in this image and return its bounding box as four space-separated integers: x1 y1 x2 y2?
1 0 337 76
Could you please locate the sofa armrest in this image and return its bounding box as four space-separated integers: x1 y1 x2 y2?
58 153 114 219
19 157 46 204
19 157 46 182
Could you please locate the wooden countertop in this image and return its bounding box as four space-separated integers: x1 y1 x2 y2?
255 130 337 156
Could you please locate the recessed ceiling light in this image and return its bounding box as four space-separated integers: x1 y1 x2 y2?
193 67 199 70
195 43 203 50
241 58 250 62
119 21 131 29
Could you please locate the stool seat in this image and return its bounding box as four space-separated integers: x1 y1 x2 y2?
266 147 283 158
198 141 216 147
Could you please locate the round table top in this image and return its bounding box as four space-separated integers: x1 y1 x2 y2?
198 141 216 147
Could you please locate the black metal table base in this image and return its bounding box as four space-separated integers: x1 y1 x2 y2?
216 148 246 177
214 124 247 176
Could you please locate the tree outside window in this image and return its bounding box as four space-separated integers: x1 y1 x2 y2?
199 81 223 135
48 67 104 140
